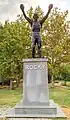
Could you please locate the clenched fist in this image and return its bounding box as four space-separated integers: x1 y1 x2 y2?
20 4 24 11
48 4 53 11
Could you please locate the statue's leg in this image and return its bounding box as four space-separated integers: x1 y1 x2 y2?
38 36 41 58
38 42 41 58
32 34 36 58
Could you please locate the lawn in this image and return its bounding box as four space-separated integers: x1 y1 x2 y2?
0 85 70 107
0 87 22 107
49 86 70 107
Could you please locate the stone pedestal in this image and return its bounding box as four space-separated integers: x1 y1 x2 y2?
6 59 66 118
23 59 49 106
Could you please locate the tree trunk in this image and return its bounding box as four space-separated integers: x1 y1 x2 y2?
9 79 13 90
16 78 19 88
51 74 54 87
64 80 67 86
2 81 4 86
51 55 55 87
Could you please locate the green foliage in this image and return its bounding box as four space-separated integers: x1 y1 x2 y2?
27 6 34 19
35 6 44 19
0 20 31 80
0 6 70 85
42 8 70 85
59 64 70 85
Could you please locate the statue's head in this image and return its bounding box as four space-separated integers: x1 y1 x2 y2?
33 13 38 21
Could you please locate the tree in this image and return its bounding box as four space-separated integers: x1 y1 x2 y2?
59 64 70 86
42 8 70 87
0 6 70 89
0 19 31 89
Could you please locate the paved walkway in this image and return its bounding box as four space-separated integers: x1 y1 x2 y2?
0 118 50 120
0 106 11 119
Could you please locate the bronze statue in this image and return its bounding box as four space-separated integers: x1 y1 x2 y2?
20 4 53 58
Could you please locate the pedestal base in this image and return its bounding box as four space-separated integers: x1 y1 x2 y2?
6 59 66 119
6 99 66 119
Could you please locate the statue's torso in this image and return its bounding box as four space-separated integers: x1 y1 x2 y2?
32 21 41 32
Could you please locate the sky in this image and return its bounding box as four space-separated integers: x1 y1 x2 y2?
0 0 70 22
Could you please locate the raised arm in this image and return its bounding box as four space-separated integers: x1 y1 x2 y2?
20 4 32 24
40 4 53 25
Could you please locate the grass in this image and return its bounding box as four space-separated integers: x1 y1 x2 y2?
0 87 22 107
0 86 70 120
0 85 70 107
49 86 70 107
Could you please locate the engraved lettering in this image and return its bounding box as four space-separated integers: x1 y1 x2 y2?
38 65 41 69
34 65 37 69
42 65 45 69
25 65 29 69
30 65 33 70
25 64 45 70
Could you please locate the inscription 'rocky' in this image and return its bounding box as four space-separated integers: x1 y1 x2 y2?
25 64 45 70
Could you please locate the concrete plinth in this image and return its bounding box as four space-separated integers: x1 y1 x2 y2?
6 100 66 118
6 59 66 119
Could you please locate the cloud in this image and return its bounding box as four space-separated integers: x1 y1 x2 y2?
0 0 70 22
37 0 69 12
0 0 37 21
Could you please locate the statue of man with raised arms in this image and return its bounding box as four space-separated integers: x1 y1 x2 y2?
20 4 53 58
